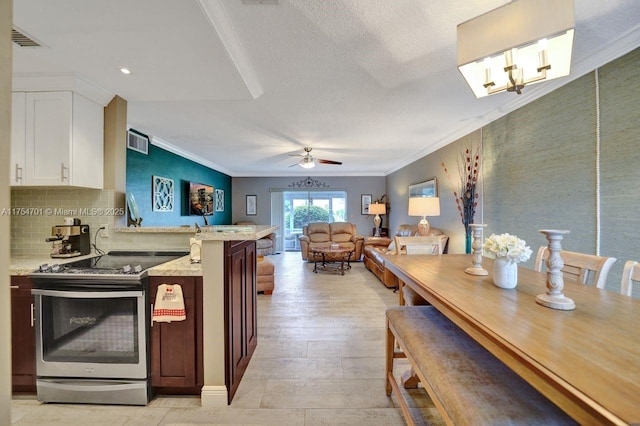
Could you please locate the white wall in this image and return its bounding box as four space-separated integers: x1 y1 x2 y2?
232 176 386 238
386 130 483 254
1 0 13 421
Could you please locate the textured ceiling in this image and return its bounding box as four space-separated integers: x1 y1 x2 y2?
11 0 640 176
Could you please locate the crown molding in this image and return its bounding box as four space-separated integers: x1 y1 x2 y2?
197 0 263 100
12 72 114 105
149 135 234 177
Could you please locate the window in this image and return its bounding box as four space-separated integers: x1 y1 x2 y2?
272 190 347 251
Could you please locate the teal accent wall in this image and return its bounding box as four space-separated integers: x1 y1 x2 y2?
126 144 231 226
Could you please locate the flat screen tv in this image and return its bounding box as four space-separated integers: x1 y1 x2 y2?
188 182 214 216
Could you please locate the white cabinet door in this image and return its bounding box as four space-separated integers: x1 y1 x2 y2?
10 92 26 186
13 91 103 188
70 93 103 189
25 92 72 186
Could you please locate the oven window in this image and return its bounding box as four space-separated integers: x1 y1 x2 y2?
40 295 140 364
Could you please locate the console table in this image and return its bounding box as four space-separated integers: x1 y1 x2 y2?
384 254 640 425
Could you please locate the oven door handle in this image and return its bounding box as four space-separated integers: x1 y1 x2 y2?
38 379 147 392
31 289 143 299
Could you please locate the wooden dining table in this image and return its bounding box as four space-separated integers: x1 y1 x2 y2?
384 254 640 425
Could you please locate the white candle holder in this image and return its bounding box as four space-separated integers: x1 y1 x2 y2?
465 224 488 276
536 229 576 310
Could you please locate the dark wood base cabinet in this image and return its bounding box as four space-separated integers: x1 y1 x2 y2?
225 240 258 404
150 239 257 403
11 276 36 393
149 276 203 395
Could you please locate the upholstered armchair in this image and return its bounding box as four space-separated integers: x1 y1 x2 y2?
299 222 364 262
235 221 276 256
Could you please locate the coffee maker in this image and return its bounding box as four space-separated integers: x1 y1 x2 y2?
46 220 91 258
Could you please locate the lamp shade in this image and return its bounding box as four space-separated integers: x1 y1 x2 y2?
408 197 440 217
457 0 574 98
369 203 386 215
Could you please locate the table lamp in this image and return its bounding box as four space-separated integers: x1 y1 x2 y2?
408 197 440 236
369 202 386 237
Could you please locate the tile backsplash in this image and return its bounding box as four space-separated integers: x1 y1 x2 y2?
11 188 191 257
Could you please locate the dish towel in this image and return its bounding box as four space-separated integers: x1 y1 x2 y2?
152 284 186 322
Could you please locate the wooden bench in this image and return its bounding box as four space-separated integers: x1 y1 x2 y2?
386 306 576 425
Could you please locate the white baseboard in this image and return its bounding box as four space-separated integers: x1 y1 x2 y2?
200 385 228 407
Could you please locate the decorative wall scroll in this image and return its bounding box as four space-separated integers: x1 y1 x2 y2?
215 188 224 212
288 176 330 188
152 175 174 212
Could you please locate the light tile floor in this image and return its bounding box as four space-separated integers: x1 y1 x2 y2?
11 252 443 425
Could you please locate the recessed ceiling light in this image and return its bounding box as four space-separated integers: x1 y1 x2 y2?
119 67 132 75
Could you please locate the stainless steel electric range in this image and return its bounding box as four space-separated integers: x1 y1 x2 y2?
29 251 187 405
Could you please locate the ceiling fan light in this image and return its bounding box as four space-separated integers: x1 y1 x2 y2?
299 158 315 168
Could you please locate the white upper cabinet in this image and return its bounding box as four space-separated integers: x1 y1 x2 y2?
10 92 26 185
11 91 104 188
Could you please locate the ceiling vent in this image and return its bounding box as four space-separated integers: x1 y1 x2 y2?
242 0 278 4
127 129 150 155
12 27 42 47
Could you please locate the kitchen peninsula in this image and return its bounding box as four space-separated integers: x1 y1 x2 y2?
195 225 278 406
10 224 276 406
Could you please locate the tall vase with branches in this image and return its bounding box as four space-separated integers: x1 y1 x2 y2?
442 145 481 253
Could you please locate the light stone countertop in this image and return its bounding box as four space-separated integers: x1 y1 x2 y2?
115 226 197 233
147 255 202 277
10 224 275 277
116 224 278 242
195 225 278 241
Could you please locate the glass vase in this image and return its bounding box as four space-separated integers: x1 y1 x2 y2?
465 233 472 254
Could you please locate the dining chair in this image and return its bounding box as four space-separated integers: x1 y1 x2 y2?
534 247 617 289
394 235 443 256
620 260 640 297
394 236 443 307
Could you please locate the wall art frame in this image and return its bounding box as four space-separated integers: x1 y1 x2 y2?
188 181 214 216
246 195 257 216
409 177 438 198
361 194 372 215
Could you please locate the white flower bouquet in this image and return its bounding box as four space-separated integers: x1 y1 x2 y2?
483 233 532 263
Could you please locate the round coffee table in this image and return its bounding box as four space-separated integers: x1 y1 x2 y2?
311 246 354 275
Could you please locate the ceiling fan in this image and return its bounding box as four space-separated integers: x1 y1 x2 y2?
289 147 342 169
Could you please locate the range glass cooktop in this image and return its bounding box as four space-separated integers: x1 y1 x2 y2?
34 251 188 276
